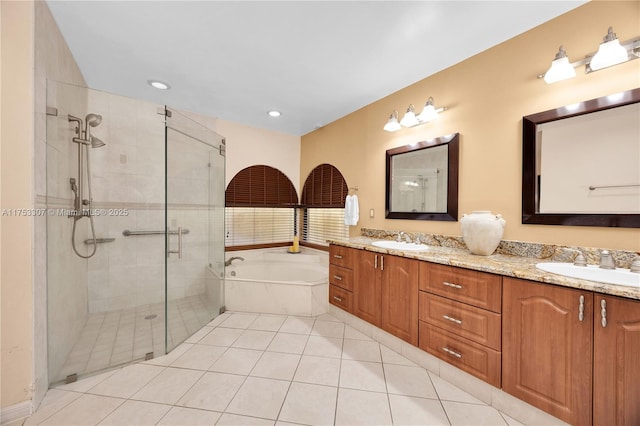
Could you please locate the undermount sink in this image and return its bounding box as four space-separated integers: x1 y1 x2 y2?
371 240 429 252
536 263 640 287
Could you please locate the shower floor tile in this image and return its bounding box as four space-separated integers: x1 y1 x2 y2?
54 295 217 384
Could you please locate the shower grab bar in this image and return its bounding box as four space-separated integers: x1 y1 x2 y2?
122 229 190 237
84 237 116 245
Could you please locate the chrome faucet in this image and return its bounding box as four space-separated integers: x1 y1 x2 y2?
224 256 245 267
598 250 615 270
397 232 412 243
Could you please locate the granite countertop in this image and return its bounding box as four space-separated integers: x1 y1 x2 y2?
328 236 640 301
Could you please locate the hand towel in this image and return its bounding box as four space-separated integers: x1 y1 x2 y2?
344 194 359 226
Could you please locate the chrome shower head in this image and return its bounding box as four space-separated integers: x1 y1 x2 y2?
85 113 102 127
90 135 106 148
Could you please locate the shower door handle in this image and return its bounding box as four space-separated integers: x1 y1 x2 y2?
167 227 183 259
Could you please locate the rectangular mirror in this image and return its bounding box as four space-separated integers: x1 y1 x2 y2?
385 133 459 221
522 88 640 228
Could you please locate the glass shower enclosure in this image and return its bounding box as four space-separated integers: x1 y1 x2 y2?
46 82 225 385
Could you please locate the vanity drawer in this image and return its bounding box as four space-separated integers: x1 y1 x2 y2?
330 264 353 292
329 285 352 312
419 263 502 313
419 292 501 350
329 245 355 269
419 321 501 388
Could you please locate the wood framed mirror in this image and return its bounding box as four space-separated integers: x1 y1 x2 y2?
385 133 459 221
522 88 640 228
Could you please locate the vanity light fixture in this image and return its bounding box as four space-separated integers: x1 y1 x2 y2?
384 98 447 132
539 26 640 84
590 27 629 71
383 110 401 132
148 80 170 90
543 46 576 84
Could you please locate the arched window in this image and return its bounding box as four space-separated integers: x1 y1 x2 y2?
300 164 350 247
225 165 298 248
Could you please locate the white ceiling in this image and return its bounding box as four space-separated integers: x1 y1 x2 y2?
46 1 585 136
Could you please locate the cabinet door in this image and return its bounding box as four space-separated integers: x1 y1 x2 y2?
502 278 593 426
593 295 640 426
381 255 419 345
353 250 381 326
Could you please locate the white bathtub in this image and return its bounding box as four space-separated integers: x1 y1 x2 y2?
223 248 329 316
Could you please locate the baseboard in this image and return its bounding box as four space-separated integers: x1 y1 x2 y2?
0 401 32 425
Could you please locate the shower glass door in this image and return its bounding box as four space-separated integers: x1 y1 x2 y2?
164 108 225 353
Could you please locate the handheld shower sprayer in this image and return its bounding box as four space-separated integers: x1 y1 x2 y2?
67 112 105 259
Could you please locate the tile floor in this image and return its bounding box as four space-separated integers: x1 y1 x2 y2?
30 311 525 426
54 296 217 384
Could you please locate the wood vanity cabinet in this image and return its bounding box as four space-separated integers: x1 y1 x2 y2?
328 245 356 313
592 294 640 426
502 277 593 426
350 249 419 345
418 263 502 387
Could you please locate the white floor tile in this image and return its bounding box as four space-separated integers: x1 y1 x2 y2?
170 344 227 371
339 359 387 393
86 364 165 399
429 371 484 404
293 355 341 387
177 371 245 412
216 413 275 425
220 313 260 329
335 388 392 426
24 389 83 426
314 313 341 322
303 336 343 358
184 326 214 343
97 400 171 425
131 367 204 404
209 348 263 375
232 330 276 351
249 315 287 331
384 364 438 399
311 320 345 338
278 382 337 426
207 313 231 327
251 352 301 381
342 339 381 362
442 401 508 426
380 345 417 366
198 327 243 347
226 377 290 420
343 325 373 341
266 333 309 355
500 412 526 426
38 394 123 426
279 317 315 334
388 394 450 425
156 406 222 425
54 370 117 394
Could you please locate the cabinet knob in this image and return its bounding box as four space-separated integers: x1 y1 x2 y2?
600 299 607 328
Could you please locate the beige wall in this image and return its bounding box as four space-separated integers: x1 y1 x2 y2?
217 119 301 194
301 1 640 251
1 1 35 409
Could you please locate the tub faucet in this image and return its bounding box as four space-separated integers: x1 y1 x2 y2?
225 256 245 267
598 250 615 270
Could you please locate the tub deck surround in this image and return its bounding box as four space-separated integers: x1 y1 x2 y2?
328 234 640 300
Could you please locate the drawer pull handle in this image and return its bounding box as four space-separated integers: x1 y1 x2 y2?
442 347 462 358
600 299 607 328
375 255 378 269
443 315 462 325
333 254 343 259
333 296 343 302
333 275 343 281
443 281 463 289
578 295 585 322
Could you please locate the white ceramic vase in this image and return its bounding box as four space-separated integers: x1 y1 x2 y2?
460 211 506 256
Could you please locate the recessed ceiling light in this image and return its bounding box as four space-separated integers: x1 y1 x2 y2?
267 110 281 117
148 80 170 90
